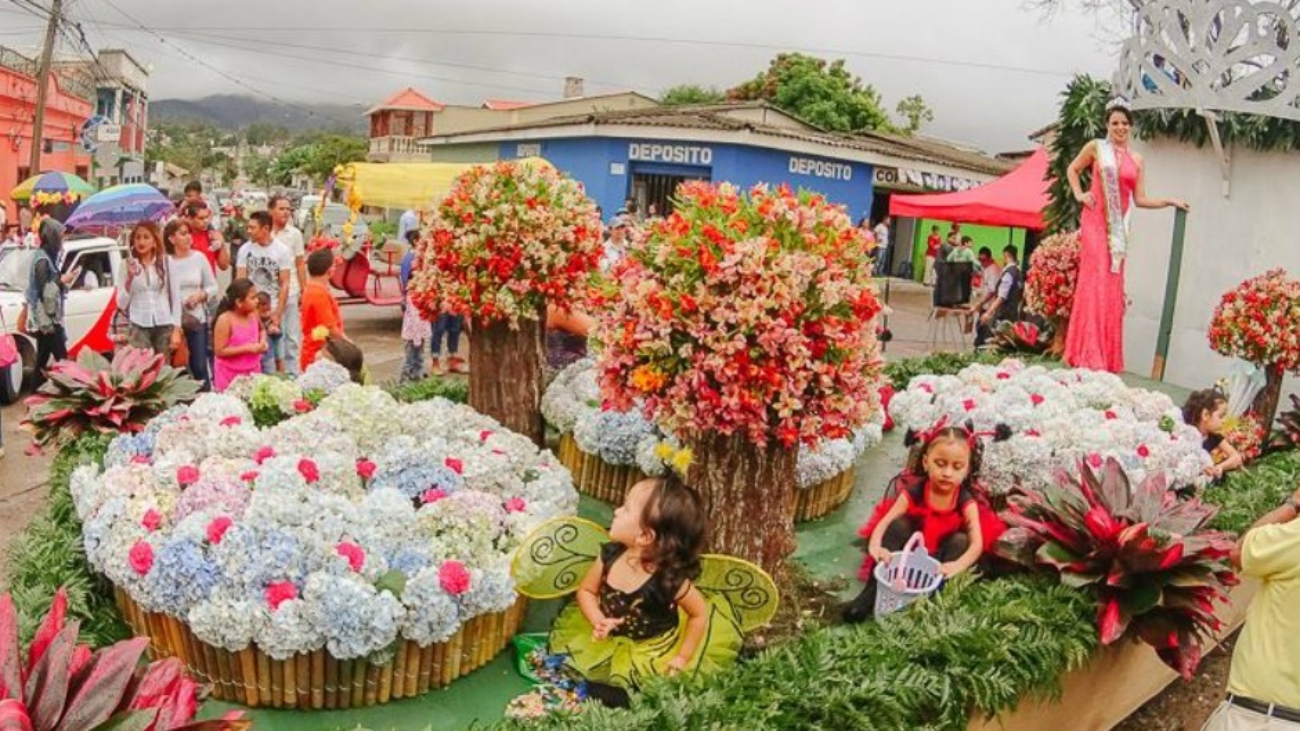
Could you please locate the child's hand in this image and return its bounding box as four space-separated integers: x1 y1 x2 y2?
1203 464 1222 478
665 656 690 675
591 616 624 640
939 561 964 578
268 324 281 336
869 546 893 565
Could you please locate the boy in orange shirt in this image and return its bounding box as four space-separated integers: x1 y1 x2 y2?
299 248 344 370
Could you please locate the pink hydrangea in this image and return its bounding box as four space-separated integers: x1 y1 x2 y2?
265 581 298 610
206 516 233 544
176 465 200 487
355 459 377 480
141 509 163 532
128 541 154 575
438 560 471 595
336 542 366 572
298 459 320 484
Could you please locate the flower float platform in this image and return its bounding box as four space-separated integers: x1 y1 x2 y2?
543 359 882 521
69 366 579 712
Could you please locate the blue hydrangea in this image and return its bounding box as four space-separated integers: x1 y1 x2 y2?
304 573 404 660
147 537 223 616
386 547 432 578
370 453 465 500
105 432 156 468
574 409 656 465
213 525 308 594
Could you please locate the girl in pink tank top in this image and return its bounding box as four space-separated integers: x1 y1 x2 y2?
212 278 268 392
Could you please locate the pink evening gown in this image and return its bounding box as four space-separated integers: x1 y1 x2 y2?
1064 145 1139 373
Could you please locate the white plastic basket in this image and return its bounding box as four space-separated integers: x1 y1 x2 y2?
873 531 943 618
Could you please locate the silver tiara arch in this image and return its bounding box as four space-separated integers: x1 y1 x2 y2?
1113 0 1300 194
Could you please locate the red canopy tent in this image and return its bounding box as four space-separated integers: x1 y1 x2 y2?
889 147 1050 231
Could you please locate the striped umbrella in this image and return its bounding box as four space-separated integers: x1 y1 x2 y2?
10 171 97 203
64 183 175 230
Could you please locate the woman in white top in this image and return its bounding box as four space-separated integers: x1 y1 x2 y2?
118 222 178 356
166 218 218 390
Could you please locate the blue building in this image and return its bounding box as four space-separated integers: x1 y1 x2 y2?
421 103 1009 224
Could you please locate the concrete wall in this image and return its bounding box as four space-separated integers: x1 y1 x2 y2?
1126 137 1299 398
426 143 500 164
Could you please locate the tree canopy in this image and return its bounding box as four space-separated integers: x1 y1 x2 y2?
660 84 726 106
726 52 900 133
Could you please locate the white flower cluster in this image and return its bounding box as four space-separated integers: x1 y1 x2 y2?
71 381 578 662
544 359 884 488
888 359 1212 495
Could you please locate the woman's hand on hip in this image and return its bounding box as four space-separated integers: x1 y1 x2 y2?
1075 191 1096 209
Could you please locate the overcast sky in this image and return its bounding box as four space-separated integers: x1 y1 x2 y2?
1 0 1131 152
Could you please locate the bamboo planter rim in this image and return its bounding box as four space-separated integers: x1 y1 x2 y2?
113 585 527 710
556 433 857 522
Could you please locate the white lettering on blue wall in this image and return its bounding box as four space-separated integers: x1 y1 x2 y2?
517 143 542 158
627 143 713 166
787 156 853 181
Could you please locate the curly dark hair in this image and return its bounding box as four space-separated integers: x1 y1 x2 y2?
901 422 1012 494
1182 388 1227 428
638 474 706 603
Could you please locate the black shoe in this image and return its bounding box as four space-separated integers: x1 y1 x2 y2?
585 681 631 708
841 582 877 624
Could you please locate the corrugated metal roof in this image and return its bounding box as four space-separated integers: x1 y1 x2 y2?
424 103 1014 177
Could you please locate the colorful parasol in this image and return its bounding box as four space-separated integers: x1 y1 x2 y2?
63 183 174 230
10 171 97 205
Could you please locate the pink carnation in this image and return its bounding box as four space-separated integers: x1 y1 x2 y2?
479 430 493 442
1104 410 1118 420
265 581 298 610
420 489 448 505
1030 394 1045 406
356 459 377 479
336 542 366 572
962 399 977 412
293 399 312 413
444 457 464 475
130 455 151 465
128 541 154 575
504 497 526 513
141 509 163 532
438 560 471 595
254 446 276 464
220 416 242 427
176 465 200 487
240 471 259 483
298 459 320 484
1137 444 1151 458
206 516 233 544
1087 452 1104 468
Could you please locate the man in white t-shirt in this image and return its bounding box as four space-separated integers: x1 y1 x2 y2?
236 210 293 375
269 194 307 376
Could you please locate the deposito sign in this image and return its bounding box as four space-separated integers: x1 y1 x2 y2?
627 143 713 166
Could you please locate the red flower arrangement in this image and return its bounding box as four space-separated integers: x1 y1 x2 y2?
1024 230 1080 320
593 182 884 448
408 161 603 328
1207 269 1300 369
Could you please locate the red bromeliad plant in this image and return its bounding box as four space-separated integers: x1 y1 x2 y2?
23 349 200 452
996 459 1237 678
0 589 247 731
983 320 1053 356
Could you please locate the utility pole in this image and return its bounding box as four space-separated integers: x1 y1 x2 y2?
28 0 64 175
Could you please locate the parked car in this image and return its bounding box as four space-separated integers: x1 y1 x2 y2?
0 236 128 403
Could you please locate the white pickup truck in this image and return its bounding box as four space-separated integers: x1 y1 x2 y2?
0 236 128 404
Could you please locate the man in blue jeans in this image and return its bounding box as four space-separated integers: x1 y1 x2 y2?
398 232 466 376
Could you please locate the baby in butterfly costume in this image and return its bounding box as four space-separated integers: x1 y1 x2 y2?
512 475 778 704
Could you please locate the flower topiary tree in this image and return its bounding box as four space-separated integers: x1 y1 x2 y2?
1207 268 1300 427
409 161 602 445
1023 230 1080 356
594 182 884 575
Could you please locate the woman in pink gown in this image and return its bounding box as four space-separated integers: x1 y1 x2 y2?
1064 101 1188 373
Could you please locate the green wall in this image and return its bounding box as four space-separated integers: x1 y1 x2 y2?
909 219 1026 280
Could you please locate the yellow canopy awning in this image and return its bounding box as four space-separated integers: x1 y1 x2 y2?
333 157 554 211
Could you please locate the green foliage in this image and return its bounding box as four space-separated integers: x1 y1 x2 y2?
384 375 469 404
659 84 726 106
727 53 895 133
266 135 368 189
244 122 292 146
1203 449 1300 535
895 95 935 135
883 351 1057 390
5 433 128 648
488 575 1098 731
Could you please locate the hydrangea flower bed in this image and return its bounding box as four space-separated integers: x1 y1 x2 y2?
543 358 884 489
71 367 578 663
888 359 1212 495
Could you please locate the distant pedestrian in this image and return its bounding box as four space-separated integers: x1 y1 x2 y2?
924 225 941 286
165 219 217 390
947 235 978 264
118 222 178 357
399 231 430 383
25 219 70 380
269 194 306 376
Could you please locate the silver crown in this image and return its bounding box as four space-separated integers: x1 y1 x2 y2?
1105 96 1132 112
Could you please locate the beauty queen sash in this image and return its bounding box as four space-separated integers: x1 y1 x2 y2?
1096 139 1131 274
